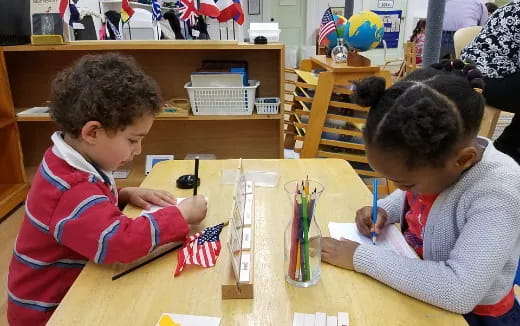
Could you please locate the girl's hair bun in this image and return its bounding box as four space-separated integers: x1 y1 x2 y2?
352 76 386 107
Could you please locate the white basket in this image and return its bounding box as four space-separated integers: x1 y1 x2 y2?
184 80 260 115
255 97 280 114
248 29 281 43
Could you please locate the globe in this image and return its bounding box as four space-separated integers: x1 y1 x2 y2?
344 11 384 52
324 15 348 49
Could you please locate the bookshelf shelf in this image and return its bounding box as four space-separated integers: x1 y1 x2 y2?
1 43 284 210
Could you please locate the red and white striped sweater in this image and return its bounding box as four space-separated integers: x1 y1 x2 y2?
7 134 189 326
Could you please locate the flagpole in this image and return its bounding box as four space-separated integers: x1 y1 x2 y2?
128 21 132 40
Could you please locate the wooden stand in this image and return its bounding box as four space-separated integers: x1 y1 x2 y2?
222 164 255 299
221 262 254 299
347 50 371 67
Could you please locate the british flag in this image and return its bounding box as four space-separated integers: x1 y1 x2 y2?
179 0 199 26
174 223 224 276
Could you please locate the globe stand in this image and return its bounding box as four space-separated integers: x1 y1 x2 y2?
347 49 371 67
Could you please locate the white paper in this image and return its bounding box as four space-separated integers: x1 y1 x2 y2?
328 222 418 259
140 198 185 215
140 197 210 215
156 313 221 326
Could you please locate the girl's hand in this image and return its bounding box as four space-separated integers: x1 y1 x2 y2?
355 206 388 237
119 187 176 210
321 237 360 270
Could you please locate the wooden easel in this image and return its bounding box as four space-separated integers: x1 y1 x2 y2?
222 160 255 299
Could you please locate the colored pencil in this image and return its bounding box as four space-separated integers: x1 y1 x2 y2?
372 179 378 245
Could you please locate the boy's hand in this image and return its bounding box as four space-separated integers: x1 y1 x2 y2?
119 187 177 210
355 206 388 237
177 195 207 225
321 237 359 270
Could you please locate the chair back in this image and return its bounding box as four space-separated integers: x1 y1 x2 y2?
453 26 482 58
291 62 394 194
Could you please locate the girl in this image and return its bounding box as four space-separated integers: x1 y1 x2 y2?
410 19 426 64
321 66 520 325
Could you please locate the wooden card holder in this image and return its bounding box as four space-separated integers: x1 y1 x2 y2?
222 166 255 299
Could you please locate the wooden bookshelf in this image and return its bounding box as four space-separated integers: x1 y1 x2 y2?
0 42 284 215
0 48 27 219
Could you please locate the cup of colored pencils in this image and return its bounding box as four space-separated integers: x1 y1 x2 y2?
283 178 325 288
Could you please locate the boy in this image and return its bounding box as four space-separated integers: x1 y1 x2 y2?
7 53 208 326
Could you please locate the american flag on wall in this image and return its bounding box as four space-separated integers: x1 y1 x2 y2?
174 223 225 276
318 7 336 45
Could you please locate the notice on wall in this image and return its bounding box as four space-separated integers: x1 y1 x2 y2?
373 10 402 49
378 0 395 8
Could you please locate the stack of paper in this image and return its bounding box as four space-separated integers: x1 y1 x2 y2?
328 222 417 259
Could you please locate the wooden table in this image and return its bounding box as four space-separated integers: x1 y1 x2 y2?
47 159 465 325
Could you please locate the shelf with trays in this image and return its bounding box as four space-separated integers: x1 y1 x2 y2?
1 42 284 209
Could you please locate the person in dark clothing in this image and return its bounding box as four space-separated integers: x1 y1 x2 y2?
461 1 520 164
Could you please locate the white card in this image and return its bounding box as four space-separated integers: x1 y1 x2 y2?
337 312 349 326
314 312 326 326
239 252 251 283
326 316 338 326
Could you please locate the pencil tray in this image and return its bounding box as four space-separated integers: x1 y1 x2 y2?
184 80 260 115
255 97 280 114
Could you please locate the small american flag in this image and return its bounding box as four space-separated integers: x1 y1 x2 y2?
179 0 199 27
174 223 224 276
318 8 336 46
151 0 162 25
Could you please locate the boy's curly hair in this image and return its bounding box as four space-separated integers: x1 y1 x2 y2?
353 60 485 169
49 53 162 137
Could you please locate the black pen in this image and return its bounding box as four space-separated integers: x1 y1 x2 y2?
193 157 199 196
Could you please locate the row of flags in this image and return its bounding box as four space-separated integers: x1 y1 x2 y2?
59 0 244 29
178 0 244 26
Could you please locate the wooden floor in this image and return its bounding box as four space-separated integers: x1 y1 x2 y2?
1 204 520 325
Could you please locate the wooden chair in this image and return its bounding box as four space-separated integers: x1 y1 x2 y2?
454 26 501 139
453 26 482 58
291 55 394 195
392 41 418 80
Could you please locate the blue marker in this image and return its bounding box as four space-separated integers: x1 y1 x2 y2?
372 179 378 245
